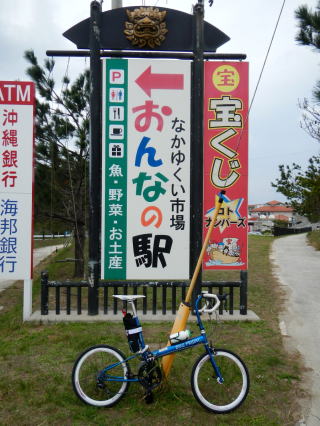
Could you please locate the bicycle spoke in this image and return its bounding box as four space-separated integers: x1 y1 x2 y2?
191 350 249 413
72 345 130 407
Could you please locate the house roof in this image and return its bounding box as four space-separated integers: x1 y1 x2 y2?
249 201 288 209
266 200 284 205
251 205 294 213
274 214 290 221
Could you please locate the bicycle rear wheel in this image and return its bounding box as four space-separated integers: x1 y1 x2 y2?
191 349 249 414
72 344 130 407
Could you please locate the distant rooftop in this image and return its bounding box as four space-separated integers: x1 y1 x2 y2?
266 200 284 205
274 214 290 221
251 205 293 213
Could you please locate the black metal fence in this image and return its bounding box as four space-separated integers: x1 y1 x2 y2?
273 226 312 237
40 271 248 317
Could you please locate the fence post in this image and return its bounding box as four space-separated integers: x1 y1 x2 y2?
41 271 49 315
240 270 248 315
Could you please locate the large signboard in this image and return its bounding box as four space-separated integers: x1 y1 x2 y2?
203 62 248 270
0 81 35 279
102 58 191 280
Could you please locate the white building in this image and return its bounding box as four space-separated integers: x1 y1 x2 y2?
248 200 294 232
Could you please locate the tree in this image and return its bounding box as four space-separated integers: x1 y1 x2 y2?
298 98 320 143
295 2 320 53
295 2 320 141
25 50 90 277
273 219 289 228
273 3 320 221
271 156 320 223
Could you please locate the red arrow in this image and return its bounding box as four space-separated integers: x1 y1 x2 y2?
135 66 184 97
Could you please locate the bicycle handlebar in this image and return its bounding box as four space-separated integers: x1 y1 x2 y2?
198 293 220 314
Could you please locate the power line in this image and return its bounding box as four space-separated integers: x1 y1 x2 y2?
249 0 287 115
233 0 287 156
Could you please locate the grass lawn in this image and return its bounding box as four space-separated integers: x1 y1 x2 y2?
0 236 306 425
307 230 320 251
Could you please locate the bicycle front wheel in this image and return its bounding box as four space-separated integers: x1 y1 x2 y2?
191 349 249 414
72 344 130 407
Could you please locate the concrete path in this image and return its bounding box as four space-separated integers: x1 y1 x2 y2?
0 244 63 293
271 233 320 426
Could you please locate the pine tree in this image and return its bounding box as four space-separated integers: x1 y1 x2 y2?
25 50 89 277
295 2 320 142
295 2 320 102
295 2 320 51
272 5 320 221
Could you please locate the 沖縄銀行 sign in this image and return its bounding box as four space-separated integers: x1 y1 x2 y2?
0 81 35 279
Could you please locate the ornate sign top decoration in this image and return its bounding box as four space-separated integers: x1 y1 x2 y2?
63 6 229 52
124 7 168 49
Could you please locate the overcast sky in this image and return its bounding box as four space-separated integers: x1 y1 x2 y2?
0 0 319 204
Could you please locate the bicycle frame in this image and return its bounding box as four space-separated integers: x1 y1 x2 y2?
100 294 224 384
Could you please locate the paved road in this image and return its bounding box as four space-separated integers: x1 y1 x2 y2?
271 233 320 426
0 244 63 293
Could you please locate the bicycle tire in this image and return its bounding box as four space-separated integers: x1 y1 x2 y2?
72 344 130 407
191 349 249 414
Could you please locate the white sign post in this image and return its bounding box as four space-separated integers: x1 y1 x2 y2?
102 59 191 280
0 82 35 320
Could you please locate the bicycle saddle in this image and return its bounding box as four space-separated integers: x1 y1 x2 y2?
113 295 145 302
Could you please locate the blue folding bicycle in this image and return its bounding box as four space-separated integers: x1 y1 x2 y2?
72 292 249 414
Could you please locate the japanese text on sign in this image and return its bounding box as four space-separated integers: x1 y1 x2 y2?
0 81 34 279
102 59 191 280
203 63 249 270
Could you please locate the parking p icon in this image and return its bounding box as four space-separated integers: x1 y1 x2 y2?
110 69 125 84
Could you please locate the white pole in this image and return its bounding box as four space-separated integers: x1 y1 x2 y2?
23 279 33 321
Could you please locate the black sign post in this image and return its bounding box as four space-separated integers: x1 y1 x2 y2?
190 0 204 308
88 1 102 315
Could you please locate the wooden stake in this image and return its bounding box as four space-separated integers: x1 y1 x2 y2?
161 191 225 377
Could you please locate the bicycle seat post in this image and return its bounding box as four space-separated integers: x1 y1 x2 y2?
128 299 138 318
113 295 145 319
